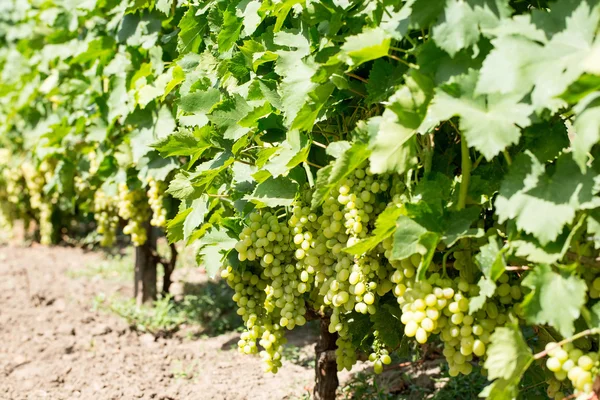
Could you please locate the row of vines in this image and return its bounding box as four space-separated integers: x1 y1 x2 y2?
3 0 600 399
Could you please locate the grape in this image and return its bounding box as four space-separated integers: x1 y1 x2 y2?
544 342 599 397
117 183 151 246
94 189 119 247
147 177 167 227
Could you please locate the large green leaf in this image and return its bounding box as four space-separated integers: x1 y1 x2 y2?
521 264 587 338
495 152 599 245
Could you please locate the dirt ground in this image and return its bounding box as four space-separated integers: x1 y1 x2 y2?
0 245 325 400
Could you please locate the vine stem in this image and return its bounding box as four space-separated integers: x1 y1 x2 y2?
505 266 531 271
345 72 368 83
503 150 512 166
386 54 419 69
423 134 434 177
235 159 254 166
312 140 327 149
457 135 471 210
533 328 600 360
306 160 323 169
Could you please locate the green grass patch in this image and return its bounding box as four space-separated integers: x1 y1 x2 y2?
93 279 243 337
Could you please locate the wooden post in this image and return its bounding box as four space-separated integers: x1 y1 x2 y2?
161 242 178 296
134 222 157 305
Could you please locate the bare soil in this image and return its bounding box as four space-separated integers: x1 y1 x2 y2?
0 245 321 400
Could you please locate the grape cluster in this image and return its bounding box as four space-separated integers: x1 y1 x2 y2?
220 164 401 373
545 342 598 399
217 161 544 379
314 167 396 371
21 161 55 244
0 165 21 229
225 210 313 372
117 183 150 246
389 246 524 377
368 332 392 374
94 189 119 247
221 266 287 373
147 177 167 227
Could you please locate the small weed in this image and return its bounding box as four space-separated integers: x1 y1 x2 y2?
174 280 244 336
94 281 243 336
95 294 185 336
282 345 315 368
68 250 133 281
338 371 395 400
171 359 198 380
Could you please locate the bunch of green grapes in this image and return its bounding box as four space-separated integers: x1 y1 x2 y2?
94 189 119 247
21 161 45 210
368 332 393 374
306 165 396 371
545 377 568 400
545 341 598 398
221 263 287 372
117 183 150 246
38 201 54 245
0 154 17 229
21 161 56 244
2 165 23 205
226 210 312 372
389 245 523 377
439 272 521 376
147 177 167 228
582 266 600 299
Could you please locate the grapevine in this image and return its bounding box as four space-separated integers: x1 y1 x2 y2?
3 0 600 399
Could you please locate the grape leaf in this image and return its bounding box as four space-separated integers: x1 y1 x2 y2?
184 194 210 241
424 70 533 160
572 94 600 170
522 264 587 338
178 8 206 55
196 227 238 277
484 325 533 382
209 95 253 140
367 111 417 175
218 8 243 51
152 130 210 163
263 130 310 178
339 27 391 68
391 216 427 260
346 311 373 351
477 1 600 112
311 142 371 208
495 152 599 245
368 71 432 174
245 176 298 207
469 277 496 314
179 88 220 113
365 59 407 105
166 208 192 243
432 0 481 57
370 303 404 348
475 236 506 281
156 0 173 15
432 0 510 57
167 172 195 199
443 207 481 247
345 205 406 255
